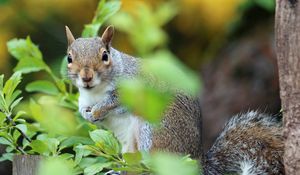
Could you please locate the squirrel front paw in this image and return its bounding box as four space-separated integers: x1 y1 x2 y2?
91 106 108 121
81 107 98 122
104 170 121 175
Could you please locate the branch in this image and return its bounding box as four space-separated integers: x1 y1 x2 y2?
15 145 27 155
6 114 31 143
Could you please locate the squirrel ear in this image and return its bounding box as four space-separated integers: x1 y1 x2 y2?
101 25 114 47
65 26 75 46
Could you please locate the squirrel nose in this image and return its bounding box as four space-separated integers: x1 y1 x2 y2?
82 76 92 83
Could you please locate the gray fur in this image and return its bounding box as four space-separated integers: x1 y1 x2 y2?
67 35 203 157
138 122 153 150
204 111 284 175
66 30 284 175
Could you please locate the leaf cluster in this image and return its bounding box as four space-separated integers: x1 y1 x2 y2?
0 0 201 175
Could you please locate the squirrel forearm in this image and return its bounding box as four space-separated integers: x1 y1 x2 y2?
91 90 121 120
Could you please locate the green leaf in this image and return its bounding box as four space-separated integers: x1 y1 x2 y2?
74 146 85 165
29 99 43 121
0 152 14 162
0 132 13 145
142 50 201 96
58 153 74 161
29 99 77 136
13 111 26 121
14 57 47 74
118 78 172 123
7 36 48 74
55 79 67 93
123 152 142 165
38 157 74 175
108 12 135 33
0 112 6 124
37 133 49 140
95 0 121 22
47 138 60 155
109 3 172 55
78 157 107 169
32 137 59 156
0 94 7 113
151 153 199 175
2 72 22 112
0 137 11 145
82 24 102 38
26 80 59 95
5 146 14 153
11 89 21 100
58 95 78 110
7 37 42 61
13 129 21 141
82 0 121 37
89 130 121 156
23 123 42 141
30 140 49 155
15 124 27 134
10 97 23 111
60 56 68 79
155 1 178 26
74 145 92 165
84 162 112 175
60 136 94 149
0 74 4 91
15 118 26 123
3 71 22 101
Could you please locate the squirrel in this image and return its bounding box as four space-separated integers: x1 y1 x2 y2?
65 26 284 174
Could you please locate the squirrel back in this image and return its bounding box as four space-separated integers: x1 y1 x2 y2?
151 94 203 158
204 111 284 175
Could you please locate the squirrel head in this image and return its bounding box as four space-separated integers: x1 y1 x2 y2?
65 26 115 90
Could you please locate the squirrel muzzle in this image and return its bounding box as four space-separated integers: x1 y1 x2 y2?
79 68 94 83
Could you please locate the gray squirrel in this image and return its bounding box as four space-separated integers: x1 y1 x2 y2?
65 26 284 175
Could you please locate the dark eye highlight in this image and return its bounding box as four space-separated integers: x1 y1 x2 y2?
102 51 108 62
67 54 72 63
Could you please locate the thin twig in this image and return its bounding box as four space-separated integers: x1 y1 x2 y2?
16 145 26 154
6 115 31 143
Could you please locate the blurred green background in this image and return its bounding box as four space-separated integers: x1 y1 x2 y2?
0 0 279 167
0 0 274 74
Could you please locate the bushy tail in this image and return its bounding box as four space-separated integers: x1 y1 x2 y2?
203 111 284 175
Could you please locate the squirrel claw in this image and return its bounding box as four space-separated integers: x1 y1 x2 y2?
81 108 97 123
104 170 121 175
81 108 103 123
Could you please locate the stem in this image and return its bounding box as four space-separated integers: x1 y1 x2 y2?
6 114 31 143
69 83 73 94
88 145 151 173
15 145 26 154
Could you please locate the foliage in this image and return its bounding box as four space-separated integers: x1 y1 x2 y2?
110 1 201 123
109 1 178 55
0 0 201 175
240 0 275 12
82 0 121 38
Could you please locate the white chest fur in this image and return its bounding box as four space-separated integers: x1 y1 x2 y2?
78 83 112 108
97 113 140 153
78 84 141 153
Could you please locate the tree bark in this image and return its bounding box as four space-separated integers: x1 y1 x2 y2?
275 0 300 174
13 155 41 175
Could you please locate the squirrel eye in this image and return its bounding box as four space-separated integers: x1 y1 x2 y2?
102 51 109 62
67 54 72 64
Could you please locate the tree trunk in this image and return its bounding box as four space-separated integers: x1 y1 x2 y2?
275 0 300 174
13 155 41 175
